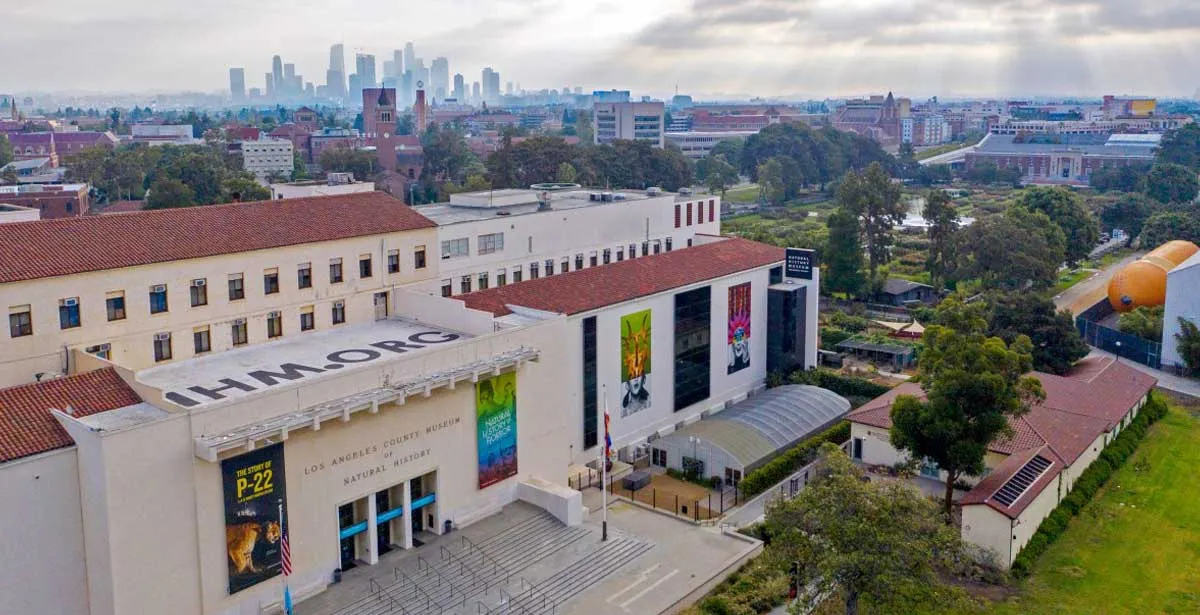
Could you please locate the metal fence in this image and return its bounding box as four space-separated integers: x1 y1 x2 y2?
1075 301 1162 369
569 467 744 522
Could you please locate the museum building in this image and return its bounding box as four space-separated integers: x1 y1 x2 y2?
0 195 817 615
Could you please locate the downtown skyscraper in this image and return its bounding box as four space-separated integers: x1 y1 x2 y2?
327 43 346 100
430 57 449 101
229 68 245 103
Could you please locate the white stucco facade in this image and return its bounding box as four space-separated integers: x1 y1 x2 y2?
242 138 295 182
1162 253 1200 372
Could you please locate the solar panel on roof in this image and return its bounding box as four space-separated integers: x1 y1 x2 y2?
991 455 1053 507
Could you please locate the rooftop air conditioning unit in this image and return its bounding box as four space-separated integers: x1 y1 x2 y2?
62 298 78 307
151 284 167 293
589 192 602 202
601 192 614 202
153 332 170 341
192 279 206 286
613 193 627 201
678 187 693 195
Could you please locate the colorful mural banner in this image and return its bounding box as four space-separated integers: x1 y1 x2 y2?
477 372 518 489
222 443 287 595
728 283 752 374
620 309 652 417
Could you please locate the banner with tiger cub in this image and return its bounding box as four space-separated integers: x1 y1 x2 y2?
222 442 287 594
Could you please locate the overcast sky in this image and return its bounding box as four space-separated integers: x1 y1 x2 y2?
3 0 1199 99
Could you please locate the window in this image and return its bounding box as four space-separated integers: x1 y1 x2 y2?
414 246 427 269
9 306 32 338
106 292 126 321
590 251 598 267
582 316 598 449
652 448 667 467
616 247 625 262
300 306 315 331
497 268 507 287
231 320 248 346
696 201 703 223
59 298 81 329
190 279 208 306
441 237 469 259
709 199 716 222
478 272 489 290
529 262 539 279
193 327 211 354
561 258 569 274
665 237 673 252
263 269 280 294
267 312 283 338
387 250 400 274
687 202 693 226
332 302 346 325
629 243 637 259
602 249 611 264
477 232 504 255
575 254 584 270
149 285 169 314
440 280 452 297
329 258 344 283
228 274 245 300
687 238 693 248
673 286 712 411
86 344 111 360
461 275 472 294
153 333 172 362
358 255 372 279
642 241 650 257
512 267 523 283
674 204 681 228
298 263 312 289
545 259 554 276
653 240 662 254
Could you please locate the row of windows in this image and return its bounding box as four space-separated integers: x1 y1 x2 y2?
440 238 675 296
6 248 426 338
674 200 717 229
91 302 349 363
442 232 506 260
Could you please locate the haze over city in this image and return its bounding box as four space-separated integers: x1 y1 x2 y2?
4 0 1199 97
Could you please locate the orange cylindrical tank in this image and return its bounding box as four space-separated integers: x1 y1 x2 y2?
1108 240 1199 312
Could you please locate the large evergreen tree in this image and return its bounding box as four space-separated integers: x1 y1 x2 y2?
1016 186 1099 265
987 292 1090 375
824 206 867 297
836 162 905 278
922 189 960 290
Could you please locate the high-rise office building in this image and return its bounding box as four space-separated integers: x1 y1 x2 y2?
229 68 246 103
271 55 283 98
431 57 450 102
403 42 416 76
393 50 404 78
328 44 346 99
452 74 465 101
506 82 514 97
354 53 377 101
593 101 665 147
265 72 275 99
481 68 500 103
400 70 414 108
383 60 396 81
472 81 481 103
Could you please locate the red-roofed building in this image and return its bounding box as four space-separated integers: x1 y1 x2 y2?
847 356 1156 567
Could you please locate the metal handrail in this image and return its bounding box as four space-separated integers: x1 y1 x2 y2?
418 555 467 607
441 544 485 587
394 567 443 615
369 578 412 615
461 534 511 583
519 576 549 610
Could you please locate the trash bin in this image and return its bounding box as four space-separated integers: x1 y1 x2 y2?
333 568 342 584
443 519 452 534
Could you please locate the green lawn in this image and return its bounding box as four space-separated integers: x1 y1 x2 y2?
986 405 1200 615
1052 269 1094 294
723 184 761 203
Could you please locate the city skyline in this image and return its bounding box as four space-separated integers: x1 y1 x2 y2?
2 0 1198 99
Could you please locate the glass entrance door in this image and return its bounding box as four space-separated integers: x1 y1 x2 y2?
375 491 392 555
338 503 358 570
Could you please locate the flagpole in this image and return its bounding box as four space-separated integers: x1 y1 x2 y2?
279 499 292 615
601 384 608 542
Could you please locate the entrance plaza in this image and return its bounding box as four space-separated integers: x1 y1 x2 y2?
298 499 759 615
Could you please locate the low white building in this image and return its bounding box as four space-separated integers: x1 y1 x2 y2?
664 131 757 159
846 356 1156 568
412 186 722 297
1162 250 1200 372
0 203 39 223
269 174 375 199
242 137 295 182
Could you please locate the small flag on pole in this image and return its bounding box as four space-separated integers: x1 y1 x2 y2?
604 404 612 462
280 501 293 615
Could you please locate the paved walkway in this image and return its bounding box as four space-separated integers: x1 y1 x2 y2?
1085 349 1200 399
1054 251 1141 315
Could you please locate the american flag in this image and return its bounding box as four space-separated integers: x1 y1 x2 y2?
279 503 293 615
281 519 292 576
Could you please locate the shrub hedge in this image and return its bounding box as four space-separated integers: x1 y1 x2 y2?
787 368 890 400
1009 392 1169 577
739 420 852 497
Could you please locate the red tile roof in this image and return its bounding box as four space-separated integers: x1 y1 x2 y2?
459 237 784 317
0 192 436 284
0 368 142 463
959 445 1064 519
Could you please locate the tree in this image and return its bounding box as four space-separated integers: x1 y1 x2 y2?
0 133 11 168
891 297 1045 520
397 114 415 136
420 124 474 184
556 161 577 184
222 176 270 202
824 207 867 297
766 444 969 615
1118 306 1164 342
987 292 1090 375
292 151 310 181
1157 124 1200 170
1089 164 1149 193
1175 318 1200 374
696 154 738 197
836 162 905 278
923 190 960 290
757 158 786 205
144 178 195 209
1139 211 1200 247
1016 186 1099 265
319 147 378 181
1144 163 1200 204
965 207 1066 291
1100 194 1156 246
